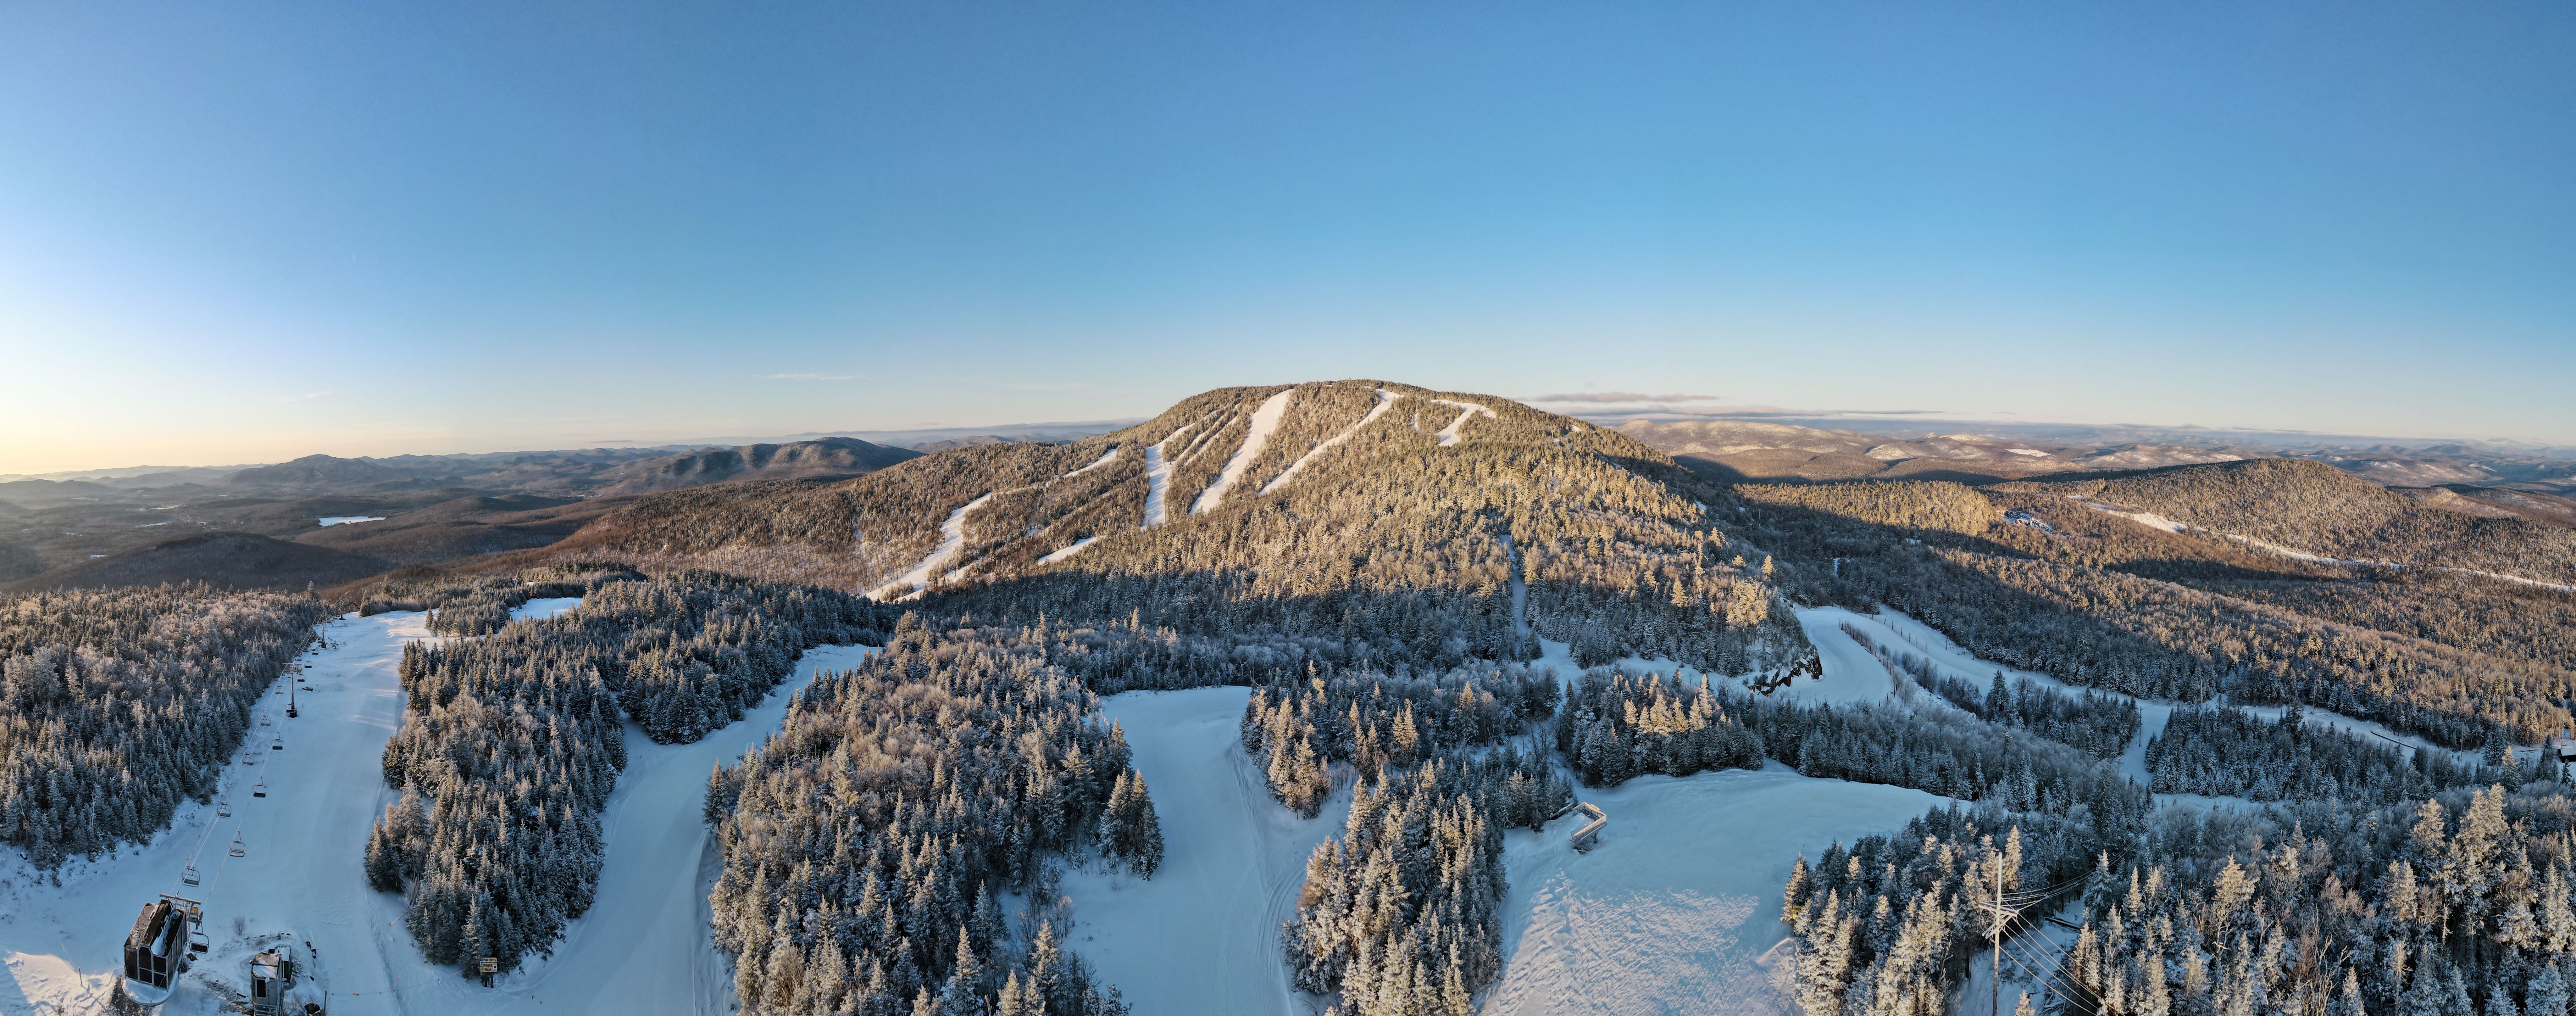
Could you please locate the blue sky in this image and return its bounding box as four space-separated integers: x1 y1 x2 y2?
2 1 2570 472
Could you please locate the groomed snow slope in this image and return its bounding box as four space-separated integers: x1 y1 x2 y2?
1482 765 1951 1016
1192 389 1293 515
481 643 877 1016
1425 398 1495 448
1058 687 1352 1016
1141 427 1192 529
1261 389 1395 495
0 610 452 1016
1036 535 1101 565
868 493 995 602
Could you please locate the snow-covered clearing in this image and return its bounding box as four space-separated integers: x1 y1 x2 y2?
1482 765 1951 1016
1260 390 1396 495
1035 535 1101 565
317 516 385 527
1140 427 1192 529
0 600 883 1016
1061 688 1351 1016
1424 398 1496 448
1065 447 1121 478
867 493 994 602
508 597 582 623
1191 390 1294 515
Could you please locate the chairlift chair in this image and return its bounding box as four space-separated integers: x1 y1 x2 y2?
253 778 266 798
218 799 231 817
229 838 245 857
262 715 272 726
182 863 199 886
271 735 283 750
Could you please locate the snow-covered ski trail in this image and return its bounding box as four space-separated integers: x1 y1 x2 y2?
1259 389 1395 494
0 610 459 1016
867 493 995 601
1058 688 1350 1016
1064 446 1120 478
1036 535 1102 565
481 644 877 1016
1426 396 1495 448
2072 497 2576 593
1141 426 1193 528
1191 389 1294 515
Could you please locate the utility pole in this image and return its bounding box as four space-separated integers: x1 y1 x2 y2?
1975 859 2020 1016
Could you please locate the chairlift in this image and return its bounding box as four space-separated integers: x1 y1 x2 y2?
218 799 231 817
253 778 266 798
270 735 283 751
229 838 245 857
262 715 272 726
182 863 199 886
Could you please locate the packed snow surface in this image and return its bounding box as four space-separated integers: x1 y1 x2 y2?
0 607 881 1016
1483 765 1951 1016
479 643 878 1016
1424 397 1496 448
868 492 994 601
1035 535 1102 565
1191 389 1294 515
1140 426 1192 528
1059 687 1351 1016
0 611 449 1016
1064 446 1121 477
316 516 385 527
1260 389 1396 494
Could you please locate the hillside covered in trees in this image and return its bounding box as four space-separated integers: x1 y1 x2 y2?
0 584 324 868
1736 462 2576 752
556 380 1813 681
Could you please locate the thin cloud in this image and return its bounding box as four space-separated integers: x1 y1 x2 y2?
1527 392 1722 404
760 373 858 381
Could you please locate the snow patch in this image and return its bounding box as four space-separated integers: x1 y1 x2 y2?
867 493 994 601
1260 389 1396 494
507 597 581 623
1191 389 1294 514
316 516 384 527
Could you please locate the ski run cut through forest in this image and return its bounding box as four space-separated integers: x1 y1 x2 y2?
9 381 2576 1016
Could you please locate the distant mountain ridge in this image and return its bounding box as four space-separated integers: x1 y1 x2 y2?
591 437 920 496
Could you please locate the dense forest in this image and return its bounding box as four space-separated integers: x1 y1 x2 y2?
1780 804 2101 1016
366 571 885 973
2050 784 2576 1016
1843 626 2141 760
705 616 1142 1016
2143 703 2497 804
0 584 323 867
1238 661 1564 816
